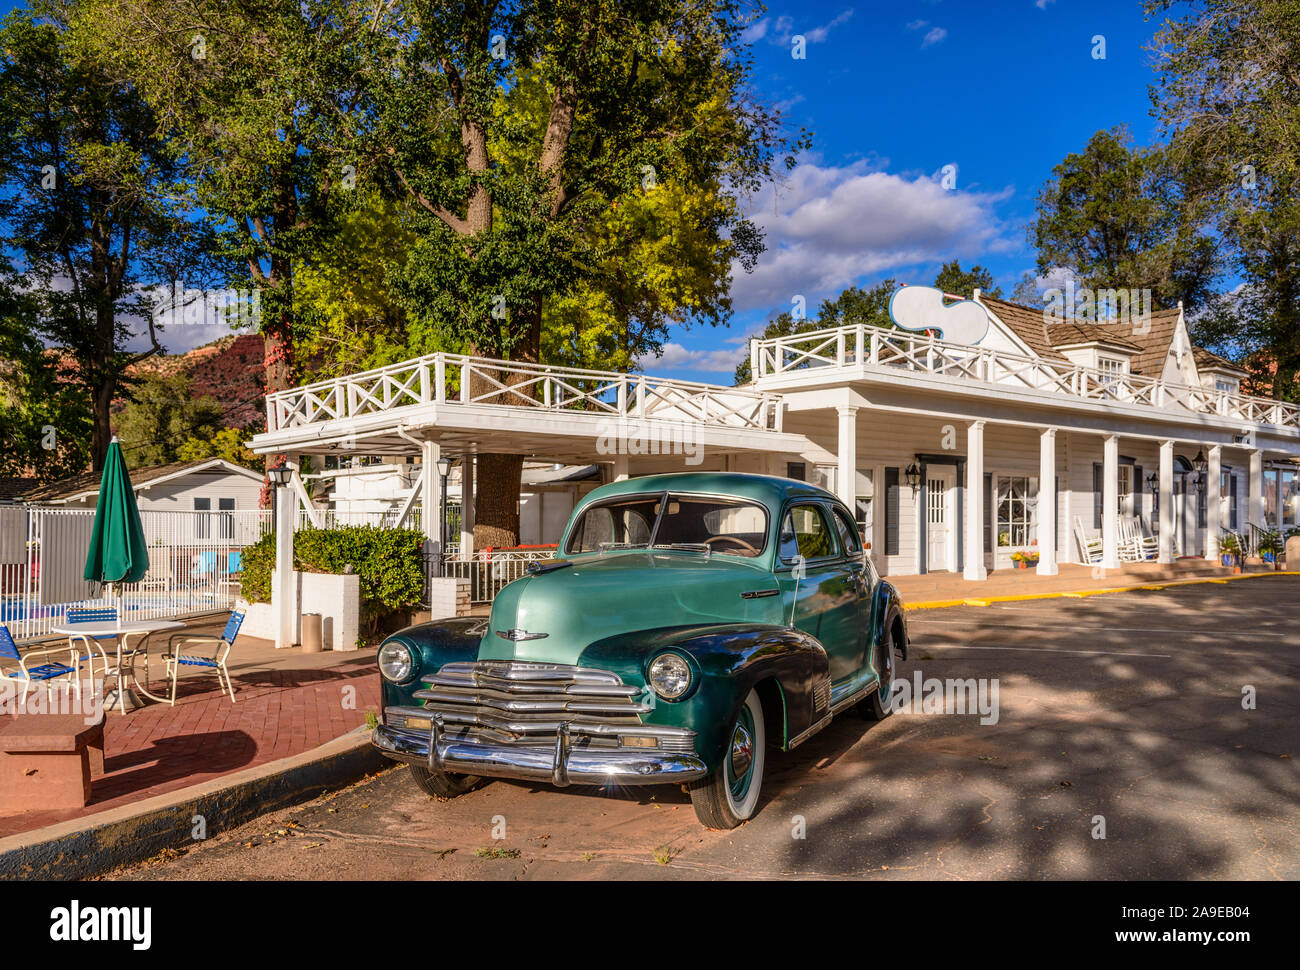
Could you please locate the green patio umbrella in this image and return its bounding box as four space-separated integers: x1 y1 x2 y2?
83 437 149 595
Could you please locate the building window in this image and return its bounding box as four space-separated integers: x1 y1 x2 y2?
219 497 235 539
194 497 211 539
1215 378 1238 395
1264 469 1279 527
854 468 873 549
995 476 1038 551
1282 470 1298 528
1098 357 1125 385
785 461 806 482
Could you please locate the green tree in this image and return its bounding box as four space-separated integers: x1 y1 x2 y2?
176 426 263 471
115 372 223 466
1147 0 1300 400
359 0 799 546
0 272 90 480
0 2 194 470
1030 127 1219 312
934 260 1002 299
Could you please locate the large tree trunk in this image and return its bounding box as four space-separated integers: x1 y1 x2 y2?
471 298 543 548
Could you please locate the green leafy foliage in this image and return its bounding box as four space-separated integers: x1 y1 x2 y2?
241 526 426 629
115 372 223 466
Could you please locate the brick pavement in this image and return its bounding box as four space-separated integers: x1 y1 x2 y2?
0 613 380 839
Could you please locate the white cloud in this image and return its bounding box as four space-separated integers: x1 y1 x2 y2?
906 19 929 30
637 341 746 372
728 159 1015 314
750 9 855 47
1035 0 1056 9
921 26 948 47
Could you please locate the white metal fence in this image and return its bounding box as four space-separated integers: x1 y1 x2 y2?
440 547 557 604
0 506 272 643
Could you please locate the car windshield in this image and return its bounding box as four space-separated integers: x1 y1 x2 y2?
565 493 769 558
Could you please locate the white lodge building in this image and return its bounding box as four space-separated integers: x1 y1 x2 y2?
251 287 1300 591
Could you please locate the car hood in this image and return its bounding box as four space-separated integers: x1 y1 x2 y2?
480 551 781 665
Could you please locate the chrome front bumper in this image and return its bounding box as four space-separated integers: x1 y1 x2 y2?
373 717 708 787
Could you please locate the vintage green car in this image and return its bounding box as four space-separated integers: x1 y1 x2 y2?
372 472 909 829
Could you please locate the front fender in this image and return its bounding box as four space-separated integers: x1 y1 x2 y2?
578 623 830 771
378 617 488 711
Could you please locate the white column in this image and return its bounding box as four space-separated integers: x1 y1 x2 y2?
1037 428 1058 575
612 455 629 482
1248 449 1263 527
964 420 987 581
459 455 475 559
1205 445 1222 561
836 406 858 510
273 463 297 649
1158 439 1175 564
422 440 443 575
1102 435 1121 569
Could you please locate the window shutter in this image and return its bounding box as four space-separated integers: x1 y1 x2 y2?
1230 474 1239 529
984 472 993 554
884 467 899 556
1093 463 1103 529
1133 465 1143 522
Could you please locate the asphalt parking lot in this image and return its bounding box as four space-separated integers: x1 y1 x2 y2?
107 576 1299 881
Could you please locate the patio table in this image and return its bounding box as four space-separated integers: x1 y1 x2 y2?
49 618 185 713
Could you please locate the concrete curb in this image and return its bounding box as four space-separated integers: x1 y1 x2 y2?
0 726 387 881
906 569 1300 611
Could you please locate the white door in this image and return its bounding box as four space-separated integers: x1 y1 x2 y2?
926 469 956 572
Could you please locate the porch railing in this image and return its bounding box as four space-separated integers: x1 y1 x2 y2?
751 322 1300 433
266 353 782 434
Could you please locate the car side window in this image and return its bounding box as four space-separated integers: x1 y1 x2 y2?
779 504 838 563
830 506 862 558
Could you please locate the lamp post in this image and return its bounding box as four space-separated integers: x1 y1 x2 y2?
1192 449 1208 496
437 456 452 556
1146 471 1159 516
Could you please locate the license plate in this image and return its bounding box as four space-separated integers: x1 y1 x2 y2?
404 716 432 731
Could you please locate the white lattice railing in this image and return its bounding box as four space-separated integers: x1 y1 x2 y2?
267 354 782 434
752 323 1300 433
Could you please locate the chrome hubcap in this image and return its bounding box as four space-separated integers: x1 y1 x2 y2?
730 722 753 781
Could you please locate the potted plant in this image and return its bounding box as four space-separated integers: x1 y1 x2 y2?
1218 532 1241 569
1259 529 1283 570
1010 551 1038 569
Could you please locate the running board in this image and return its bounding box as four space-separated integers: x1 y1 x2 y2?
786 675 881 751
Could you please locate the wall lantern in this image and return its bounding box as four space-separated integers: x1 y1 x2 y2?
904 462 921 493
268 461 293 487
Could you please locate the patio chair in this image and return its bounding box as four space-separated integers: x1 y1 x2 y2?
1127 517 1159 561
63 606 118 680
0 624 82 701
161 611 244 704
1073 517 1103 565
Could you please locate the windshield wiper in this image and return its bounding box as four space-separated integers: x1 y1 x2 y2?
655 542 713 557
598 541 650 555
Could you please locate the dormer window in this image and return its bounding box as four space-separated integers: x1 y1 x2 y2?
1097 356 1126 384
1215 377 1238 395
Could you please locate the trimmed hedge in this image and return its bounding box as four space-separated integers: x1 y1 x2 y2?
241 526 426 628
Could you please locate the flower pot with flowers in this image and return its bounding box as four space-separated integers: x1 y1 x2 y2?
1010 551 1039 569
1218 532 1241 569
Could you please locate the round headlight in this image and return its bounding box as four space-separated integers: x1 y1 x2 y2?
378 641 415 683
648 653 692 700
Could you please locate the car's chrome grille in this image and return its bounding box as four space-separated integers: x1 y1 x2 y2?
412 661 694 752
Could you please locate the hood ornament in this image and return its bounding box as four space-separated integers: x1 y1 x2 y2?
497 629 549 642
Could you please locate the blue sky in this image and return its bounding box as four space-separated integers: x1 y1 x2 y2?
648 0 1172 381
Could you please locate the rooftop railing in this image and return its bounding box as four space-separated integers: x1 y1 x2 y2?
751 323 1300 433
266 353 782 434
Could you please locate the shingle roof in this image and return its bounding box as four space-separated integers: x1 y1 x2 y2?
19 458 259 504
1044 322 1142 352
1123 308 1183 377
1192 347 1248 376
976 296 1071 363
0 477 38 502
